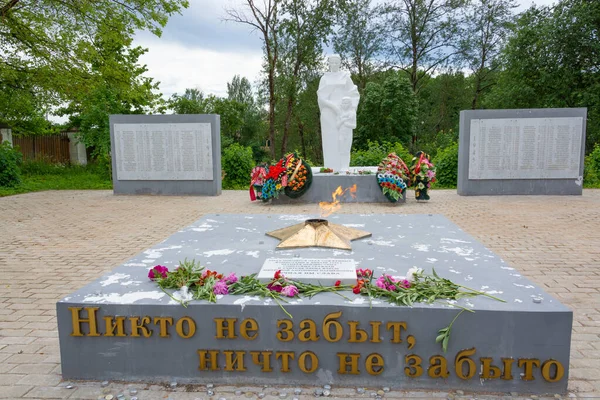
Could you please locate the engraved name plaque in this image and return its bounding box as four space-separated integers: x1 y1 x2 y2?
114 123 213 181
257 258 357 285
468 117 583 180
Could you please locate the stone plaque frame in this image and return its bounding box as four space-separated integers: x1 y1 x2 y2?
458 108 587 196
110 114 221 196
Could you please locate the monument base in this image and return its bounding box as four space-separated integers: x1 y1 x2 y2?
273 168 406 203
57 214 571 394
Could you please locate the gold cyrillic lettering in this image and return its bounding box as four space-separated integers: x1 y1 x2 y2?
386 321 407 343
276 319 294 342
369 321 382 343
176 316 196 338
428 355 450 378
518 358 540 381
276 351 295 372
224 350 246 372
298 319 319 342
337 353 360 375
480 357 501 379
198 350 220 371
240 318 258 340
454 348 476 380
129 316 152 338
103 316 126 337
348 321 368 343
365 353 384 375
214 318 237 339
250 351 273 372
501 358 514 380
153 317 173 338
298 351 318 373
541 360 564 382
404 354 423 377
323 311 343 342
69 307 100 337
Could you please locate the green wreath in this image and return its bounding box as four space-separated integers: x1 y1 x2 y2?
283 153 313 199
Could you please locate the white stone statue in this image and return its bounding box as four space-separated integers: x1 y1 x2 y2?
317 55 359 172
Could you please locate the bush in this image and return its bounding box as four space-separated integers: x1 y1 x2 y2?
351 141 412 167
0 142 23 187
21 157 67 175
222 143 254 189
584 144 600 187
433 142 459 188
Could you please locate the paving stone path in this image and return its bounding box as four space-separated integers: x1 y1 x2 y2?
1 190 599 400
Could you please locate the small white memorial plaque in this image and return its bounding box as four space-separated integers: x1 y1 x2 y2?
257 258 357 285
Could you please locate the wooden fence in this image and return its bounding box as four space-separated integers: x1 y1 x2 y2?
13 133 71 163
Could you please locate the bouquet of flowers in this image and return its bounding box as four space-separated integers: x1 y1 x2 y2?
250 154 313 201
149 260 503 351
376 153 410 203
410 152 436 201
258 159 287 201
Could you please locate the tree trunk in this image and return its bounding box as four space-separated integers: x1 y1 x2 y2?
297 119 306 159
281 95 294 156
268 69 276 159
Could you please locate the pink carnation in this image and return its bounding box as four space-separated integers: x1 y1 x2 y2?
400 279 411 289
375 276 387 289
148 265 169 280
281 285 299 297
213 280 229 295
225 273 238 284
426 170 435 179
267 282 283 293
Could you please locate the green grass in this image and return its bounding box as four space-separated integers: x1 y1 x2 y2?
0 163 112 197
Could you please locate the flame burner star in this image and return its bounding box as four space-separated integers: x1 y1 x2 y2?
266 219 371 250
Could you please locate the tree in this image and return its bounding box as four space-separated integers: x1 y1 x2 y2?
227 75 255 107
415 71 470 155
226 0 281 159
333 0 385 90
384 0 466 93
0 0 189 106
487 0 600 151
276 0 337 156
169 89 209 114
355 72 417 149
59 21 163 156
458 0 517 109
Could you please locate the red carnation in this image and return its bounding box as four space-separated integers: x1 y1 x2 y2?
334 280 341 287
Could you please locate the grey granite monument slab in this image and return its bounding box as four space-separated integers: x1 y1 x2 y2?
273 170 406 203
57 214 571 394
458 108 587 195
110 114 221 196
257 258 357 285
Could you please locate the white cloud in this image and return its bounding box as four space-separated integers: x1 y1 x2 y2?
136 37 263 99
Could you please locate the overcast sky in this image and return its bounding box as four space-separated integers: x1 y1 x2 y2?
137 0 558 101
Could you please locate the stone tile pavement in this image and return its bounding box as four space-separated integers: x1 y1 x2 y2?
1 189 599 400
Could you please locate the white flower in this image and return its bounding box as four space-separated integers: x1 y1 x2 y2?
406 267 423 283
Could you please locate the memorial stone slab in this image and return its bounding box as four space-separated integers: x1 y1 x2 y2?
57 214 572 394
257 258 357 285
274 168 405 203
110 114 221 196
458 108 586 195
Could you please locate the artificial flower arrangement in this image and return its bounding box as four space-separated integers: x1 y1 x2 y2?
410 151 436 201
376 153 411 203
149 260 503 351
250 153 313 201
283 152 313 199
